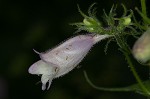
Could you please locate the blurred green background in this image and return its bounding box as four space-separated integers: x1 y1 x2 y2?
0 0 149 99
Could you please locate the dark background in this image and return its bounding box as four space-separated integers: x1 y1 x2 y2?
0 0 149 99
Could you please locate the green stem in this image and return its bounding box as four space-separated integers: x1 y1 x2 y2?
83 71 133 92
123 51 150 95
116 34 150 95
140 0 148 25
140 0 147 17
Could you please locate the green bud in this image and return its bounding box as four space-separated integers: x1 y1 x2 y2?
83 18 93 26
132 28 150 64
83 18 102 33
123 17 131 26
83 18 100 26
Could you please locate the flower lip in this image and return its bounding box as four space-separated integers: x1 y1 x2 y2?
28 60 57 75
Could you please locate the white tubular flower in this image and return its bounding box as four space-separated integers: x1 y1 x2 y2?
28 34 111 90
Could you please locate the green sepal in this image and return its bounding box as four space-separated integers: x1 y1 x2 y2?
71 3 103 34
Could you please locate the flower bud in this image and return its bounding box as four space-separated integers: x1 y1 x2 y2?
132 28 150 64
83 18 93 26
83 18 99 26
122 17 131 26
83 18 101 32
28 34 111 90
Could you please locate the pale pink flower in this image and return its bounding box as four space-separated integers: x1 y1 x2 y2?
28 34 111 90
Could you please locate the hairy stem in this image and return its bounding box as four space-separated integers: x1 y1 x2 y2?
123 51 150 95
116 33 150 95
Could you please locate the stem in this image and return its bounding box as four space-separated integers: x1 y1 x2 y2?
116 34 150 95
84 71 133 92
140 0 147 17
140 0 148 25
123 51 150 95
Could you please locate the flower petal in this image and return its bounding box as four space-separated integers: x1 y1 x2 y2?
28 60 59 90
39 34 111 77
28 60 56 75
132 29 150 63
41 74 54 90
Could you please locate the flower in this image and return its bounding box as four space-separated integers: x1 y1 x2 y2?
28 34 111 90
132 28 150 64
